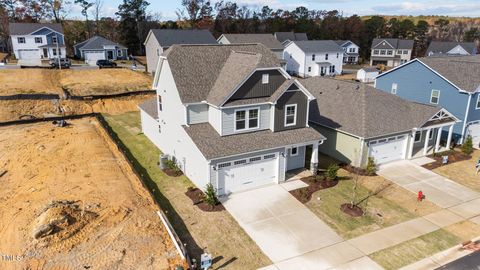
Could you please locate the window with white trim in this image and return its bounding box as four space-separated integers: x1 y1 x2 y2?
52 36 58 44
476 94 480 110
430 89 440 104
308 67 311 72
285 104 297 126
312 54 315 61
290 147 298 156
373 49 379 55
17 37 25 43
391 83 397 94
234 159 247 166
325 53 329 60
264 154 276 159
380 50 386 55
403 50 408 54
249 156 261 162
117 49 123 57
415 131 422 142
262 74 269 84
387 50 393 55
35 37 42 43
235 108 259 131
218 162 231 169
429 130 434 140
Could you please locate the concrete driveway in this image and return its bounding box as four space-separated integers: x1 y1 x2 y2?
378 160 480 208
221 184 343 263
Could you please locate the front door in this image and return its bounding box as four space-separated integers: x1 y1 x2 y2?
107 50 114 60
43 48 48 58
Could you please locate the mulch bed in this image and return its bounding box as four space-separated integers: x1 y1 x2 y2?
185 187 224 212
422 150 471 170
289 175 338 203
341 164 377 176
162 168 183 177
340 203 364 217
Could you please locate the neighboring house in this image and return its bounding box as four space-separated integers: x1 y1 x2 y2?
73 36 128 65
139 44 325 196
274 32 308 46
8 23 66 65
356 67 379 83
335 40 360 64
426 41 477 56
143 29 217 75
217 34 284 59
284 40 344 77
370 38 414 67
303 77 458 166
375 55 480 146
0 37 7 52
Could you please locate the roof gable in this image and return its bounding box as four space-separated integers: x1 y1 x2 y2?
147 29 217 48
372 38 414 50
9 23 64 35
76 36 126 50
427 41 476 55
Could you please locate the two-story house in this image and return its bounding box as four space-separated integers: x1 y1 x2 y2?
143 29 217 75
9 23 66 65
426 41 477 56
139 44 325 195
334 40 360 64
375 55 480 146
217 34 284 60
284 40 344 77
73 36 128 65
370 38 413 67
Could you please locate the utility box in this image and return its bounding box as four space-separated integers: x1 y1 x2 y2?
159 154 169 170
200 253 212 270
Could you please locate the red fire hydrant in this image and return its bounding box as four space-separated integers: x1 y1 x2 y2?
417 191 424 202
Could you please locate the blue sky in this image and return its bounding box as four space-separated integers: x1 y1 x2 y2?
68 0 480 20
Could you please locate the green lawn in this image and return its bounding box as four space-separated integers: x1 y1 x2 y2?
306 171 417 239
102 112 271 270
369 229 461 270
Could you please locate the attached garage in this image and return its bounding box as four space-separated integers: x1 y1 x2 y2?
84 51 105 65
217 153 278 194
368 135 407 165
18 49 40 59
467 122 480 148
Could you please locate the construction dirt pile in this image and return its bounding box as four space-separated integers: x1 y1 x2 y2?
0 118 186 269
0 94 153 123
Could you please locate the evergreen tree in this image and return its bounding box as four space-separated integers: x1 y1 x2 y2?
116 0 149 55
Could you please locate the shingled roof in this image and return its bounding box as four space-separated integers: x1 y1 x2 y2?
274 32 308 43
162 44 281 104
138 98 158 119
289 40 344 53
147 29 217 48
427 41 477 55
74 36 126 50
9 23 63 35
303 77 445 138
372 38 414 50
220 34 284 50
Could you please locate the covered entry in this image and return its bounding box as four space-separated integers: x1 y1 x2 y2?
217 153 278 194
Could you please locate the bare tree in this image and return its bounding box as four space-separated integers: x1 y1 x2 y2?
90 0 103 34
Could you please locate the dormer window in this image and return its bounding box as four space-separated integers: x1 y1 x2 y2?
235 108 259 131
285 104 297 127
262 74 269 84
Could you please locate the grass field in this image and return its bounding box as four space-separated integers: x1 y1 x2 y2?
102 112 271 270
433 150 480 192
0 69 152 96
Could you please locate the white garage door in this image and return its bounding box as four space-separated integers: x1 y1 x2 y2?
218 153 278 195
18 49 40 59
467 123 480 148
368 135 407 165
84 51 105 65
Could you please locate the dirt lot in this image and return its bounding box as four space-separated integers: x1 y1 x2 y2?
0 69 152 96
0 94 152 123
0 118 185 269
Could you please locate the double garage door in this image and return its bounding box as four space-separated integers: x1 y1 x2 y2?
84 51 105 65
18 49 40 59
368 135 407 165
217 153 278 195
467 123 480 148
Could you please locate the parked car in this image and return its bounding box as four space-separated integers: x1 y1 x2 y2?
49 58 71 69
96 60 117 68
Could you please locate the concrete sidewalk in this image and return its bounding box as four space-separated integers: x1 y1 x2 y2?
378 160 480 208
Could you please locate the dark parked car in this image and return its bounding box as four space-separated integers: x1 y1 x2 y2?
49 58 71 69
96 60 117 68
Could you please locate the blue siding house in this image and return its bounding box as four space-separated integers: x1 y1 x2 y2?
375 55 480 146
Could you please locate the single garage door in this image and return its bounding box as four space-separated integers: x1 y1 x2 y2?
368 135 407 165
467 123 480 148
18 49 40 59
84 51 105 65
217 153 278 195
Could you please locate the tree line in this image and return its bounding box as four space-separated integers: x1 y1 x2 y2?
1 0 479 58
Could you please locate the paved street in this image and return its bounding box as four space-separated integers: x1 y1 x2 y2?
436 252 480 270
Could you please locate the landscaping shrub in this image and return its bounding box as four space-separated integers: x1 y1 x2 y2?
203 183 219 207
366 157 377 175
462 136 473 155
164 159 181 174
326 164 339 180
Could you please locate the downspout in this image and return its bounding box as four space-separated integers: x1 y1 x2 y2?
359 138 365 167
184 104 189 127
461 93 472 144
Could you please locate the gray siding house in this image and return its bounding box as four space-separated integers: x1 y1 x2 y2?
370 38 414 67
426 41 477 56
375 55 480 146
143 29 217 75
73 36 127 65
139 44 325 196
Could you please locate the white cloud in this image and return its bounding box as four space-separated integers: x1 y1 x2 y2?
371 1 480 16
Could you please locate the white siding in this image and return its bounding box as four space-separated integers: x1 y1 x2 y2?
284 42 343 77
208 106 222 134
187 103 209 124
221 104 271 136
140 110 162 149
145 34 163 75
217 35 230 45
286 145 306 171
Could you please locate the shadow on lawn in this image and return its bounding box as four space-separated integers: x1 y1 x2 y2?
98 115 204 262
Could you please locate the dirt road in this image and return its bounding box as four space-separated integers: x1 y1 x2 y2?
0 118 185 269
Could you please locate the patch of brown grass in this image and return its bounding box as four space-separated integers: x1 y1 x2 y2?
433 150 480 192
444 221 480 242
0 69 61 95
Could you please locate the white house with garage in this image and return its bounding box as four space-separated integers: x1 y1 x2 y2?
284 40 344 77
303 77 459 166
139 44 325 196
8 23 66 65
73 36 128 65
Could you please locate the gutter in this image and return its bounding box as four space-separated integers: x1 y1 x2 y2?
461 92 473 144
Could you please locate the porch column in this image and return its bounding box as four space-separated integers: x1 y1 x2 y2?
446 125 454 150
310 141 319 175
407 130 416 159
423 128 432 156
435 126 443 152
